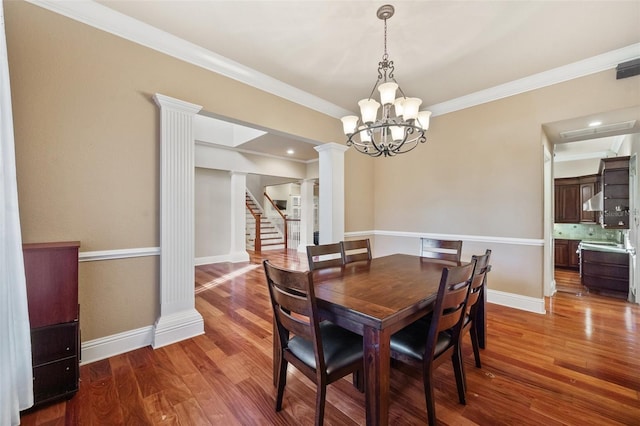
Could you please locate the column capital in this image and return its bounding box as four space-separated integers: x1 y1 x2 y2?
153 93 202 114
314 142 349 154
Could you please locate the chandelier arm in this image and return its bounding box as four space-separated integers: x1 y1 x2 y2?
367 78 381 102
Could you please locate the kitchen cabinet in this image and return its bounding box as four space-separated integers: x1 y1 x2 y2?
600 156 629 229
554 175 599 224
581 249 629 295
555 239 580 269
23 241 80 408
554 178 580 223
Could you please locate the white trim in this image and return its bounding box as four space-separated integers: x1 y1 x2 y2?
487 289 546 314
346 230 543 247
25 0 351 119
195 254 235 266
427 44 640 117
80 326 153 365
25 1 640 119
152 309 204 349
79 247 160 262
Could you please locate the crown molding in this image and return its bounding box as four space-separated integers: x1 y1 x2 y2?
27 1 640 119
427 43 640 117
25 0 352 119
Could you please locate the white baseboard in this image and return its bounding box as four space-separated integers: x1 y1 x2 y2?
195 251 250 265
152 309 204 349
195 254 232 265
80 326 153 365
78 288 543 365
487 289 546 314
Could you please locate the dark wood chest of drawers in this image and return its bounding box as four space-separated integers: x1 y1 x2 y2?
23 241 80 408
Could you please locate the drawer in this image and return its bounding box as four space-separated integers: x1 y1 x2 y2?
583 263 629 279
31 322 78 366
582 275 629 293
33 356 78 403
581 250 629 266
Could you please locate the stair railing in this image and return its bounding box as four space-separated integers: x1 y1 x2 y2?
264 192 300 250
245 202 261 252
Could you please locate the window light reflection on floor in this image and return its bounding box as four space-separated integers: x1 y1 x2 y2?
195 264 261 294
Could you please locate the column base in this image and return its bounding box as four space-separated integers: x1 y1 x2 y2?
152 308 204 349
229 250 250 263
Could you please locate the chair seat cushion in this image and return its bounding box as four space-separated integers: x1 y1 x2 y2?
390 317 452 362
288 321 363 374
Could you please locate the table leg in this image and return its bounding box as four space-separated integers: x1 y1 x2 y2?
363 326 391 426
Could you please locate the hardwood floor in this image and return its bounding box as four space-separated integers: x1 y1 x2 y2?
555 267 584 295
22 250 640 425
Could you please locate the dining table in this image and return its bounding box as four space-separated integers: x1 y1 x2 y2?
307 253 483 426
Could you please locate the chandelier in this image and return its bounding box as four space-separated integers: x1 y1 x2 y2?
340 4 431 158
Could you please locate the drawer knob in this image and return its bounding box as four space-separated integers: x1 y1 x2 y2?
66 367 70 371
66 347 70 351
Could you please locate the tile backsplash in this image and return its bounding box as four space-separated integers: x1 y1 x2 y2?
553 223 624 242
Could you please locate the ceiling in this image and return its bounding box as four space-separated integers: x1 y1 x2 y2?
89 1 640 161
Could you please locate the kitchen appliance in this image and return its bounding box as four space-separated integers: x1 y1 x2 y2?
583 191 603 212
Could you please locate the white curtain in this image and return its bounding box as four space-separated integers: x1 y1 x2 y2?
0 1 34 423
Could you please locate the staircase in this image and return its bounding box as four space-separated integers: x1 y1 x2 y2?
246 192 285 251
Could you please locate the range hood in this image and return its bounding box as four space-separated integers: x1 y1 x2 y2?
583 191 603 211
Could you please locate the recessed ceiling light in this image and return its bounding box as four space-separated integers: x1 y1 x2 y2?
588 121 602 127
286 149 294 155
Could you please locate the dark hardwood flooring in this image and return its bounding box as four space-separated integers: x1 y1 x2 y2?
21 250 640 425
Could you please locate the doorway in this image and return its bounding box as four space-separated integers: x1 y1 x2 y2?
544 107 640 303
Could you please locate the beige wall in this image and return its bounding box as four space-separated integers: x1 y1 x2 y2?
5 1 343 341
347 70 640 298
195 168 231 259
7 0 639 340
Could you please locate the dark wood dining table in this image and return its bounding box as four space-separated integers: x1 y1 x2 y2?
309 253 483 426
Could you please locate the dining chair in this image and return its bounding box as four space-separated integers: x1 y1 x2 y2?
389 261 475 426
419 237 463 263
461 250 492 370
263 260 364 426
341 238 372 264
306 243 345 271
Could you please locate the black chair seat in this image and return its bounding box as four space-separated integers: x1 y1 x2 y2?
288 321 363 375
391 320 452 362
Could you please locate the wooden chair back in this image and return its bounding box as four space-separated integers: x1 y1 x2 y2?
306 243 345 271
420 238 463 263
428 262 474 355
461 249 492 370
263 260 323 371
466 250 492 316
341 239 372 264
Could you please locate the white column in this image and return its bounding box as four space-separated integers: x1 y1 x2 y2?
229 171 250 262
298 178 316 252
152 94 204 349
314 143 349 244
